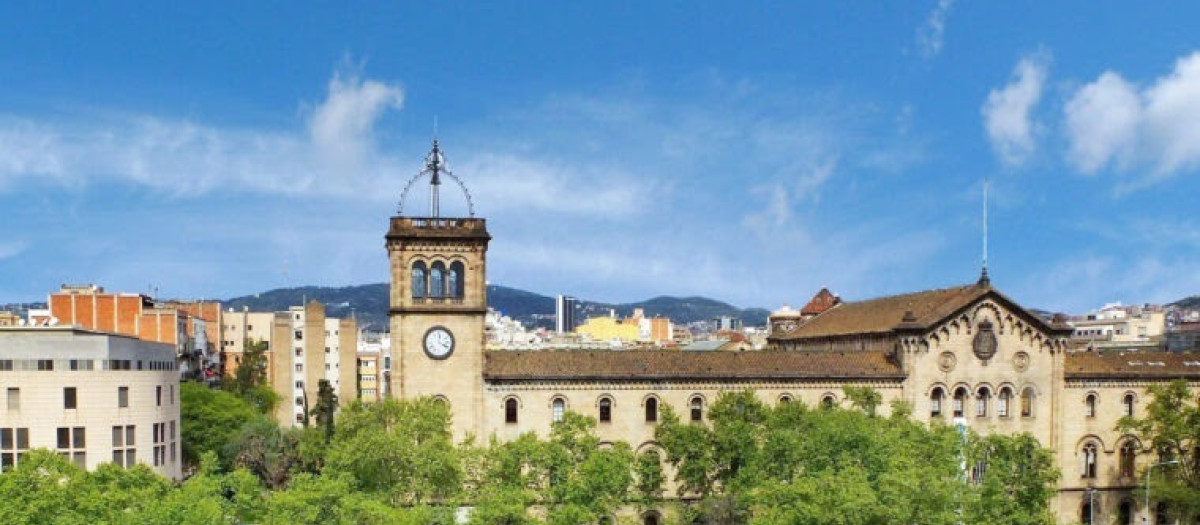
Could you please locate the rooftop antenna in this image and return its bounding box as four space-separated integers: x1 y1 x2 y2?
428 139 443 218
980 177 990 286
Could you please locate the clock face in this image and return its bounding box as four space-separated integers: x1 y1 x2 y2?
423 326 455 360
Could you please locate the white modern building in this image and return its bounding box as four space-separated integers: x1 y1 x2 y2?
0 326 181 480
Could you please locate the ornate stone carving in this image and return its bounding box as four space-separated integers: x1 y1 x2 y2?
938 351 957 372
1013 351 1030 372
973 319 998 361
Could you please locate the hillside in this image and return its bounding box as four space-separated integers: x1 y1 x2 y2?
221 283 768 332
1171 296 1200 310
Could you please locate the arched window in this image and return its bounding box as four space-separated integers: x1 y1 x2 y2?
778 394 793 404
551 397 565 423
1021 387 1036 418
930 387 944 418
1124 393 1135 417
1085 393 1097 418
449 261 465 298
1082 441 1098 478
505 398 519 424
953 387 968 418
1118 500 1133 525
998 387 1012 418
690 396 704 422
1120 440 1138 478
1081 500 1094 525
645 397 659 423
411 261 428 299
821 394 836 410
976 387 991 417
599 397 613 423
430 262 446 298
642 512 661 525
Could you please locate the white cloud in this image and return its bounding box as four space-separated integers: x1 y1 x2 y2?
0 69 405 198
1064 51 1200 184
0 240 28 260
982 53 1050 167
1063 72 1140 174
308 70 404 173
916 0 956 59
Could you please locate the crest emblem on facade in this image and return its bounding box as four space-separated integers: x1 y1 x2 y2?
973 319 998 361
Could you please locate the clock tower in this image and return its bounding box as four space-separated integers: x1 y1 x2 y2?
386 140 490 438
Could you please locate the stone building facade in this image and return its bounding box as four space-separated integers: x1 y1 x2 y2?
386 144 1198 525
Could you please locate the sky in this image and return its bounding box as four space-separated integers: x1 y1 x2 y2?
1 2 1199 313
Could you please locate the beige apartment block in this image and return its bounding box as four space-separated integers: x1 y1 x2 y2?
0 327 181 480
268 301 357 428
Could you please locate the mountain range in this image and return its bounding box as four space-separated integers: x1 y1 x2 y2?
221 283 771 332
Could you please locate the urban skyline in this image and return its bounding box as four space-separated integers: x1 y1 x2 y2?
1 3 1199 313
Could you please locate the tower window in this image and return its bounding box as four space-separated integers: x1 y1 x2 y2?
645 397 659 423
1085 394 1097 418
411 261 428 299
1123 393 1135 417
998 387 1012 417
449 261 465 298
430 262 446 298
976 387 990 417
930 387 944 417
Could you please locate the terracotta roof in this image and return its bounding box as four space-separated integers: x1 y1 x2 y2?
1065 352 1200 379
801 288 841 316
777 284 986 340
483 349 904 381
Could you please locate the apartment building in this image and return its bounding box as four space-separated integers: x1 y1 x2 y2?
0 326 181 480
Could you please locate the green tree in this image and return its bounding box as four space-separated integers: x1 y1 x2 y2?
311 379 338 443
222 338 280 415
180 380 267 468
324 397 462 505
1120 378 1200 517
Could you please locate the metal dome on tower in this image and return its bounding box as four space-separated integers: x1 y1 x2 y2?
396 139 477 218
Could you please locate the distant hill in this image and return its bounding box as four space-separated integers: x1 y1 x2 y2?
1171 296 1200 310
221 283 768 332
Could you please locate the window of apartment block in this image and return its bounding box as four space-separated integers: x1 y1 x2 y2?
152 423 167 467
295 348 302 357
169 385 174 405
57 427 86 468
295 363 302 373
6 388 17 410
111 425 136 468
156 386 162 407
1 428 30 472
37 359 53 371
64 387 77 409
118 386 129 408
294 330 303 340
169 420 177 464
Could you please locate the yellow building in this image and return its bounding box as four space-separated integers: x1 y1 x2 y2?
574 316 639 344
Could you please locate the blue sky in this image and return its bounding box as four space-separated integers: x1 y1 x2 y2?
1 2 1199 313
